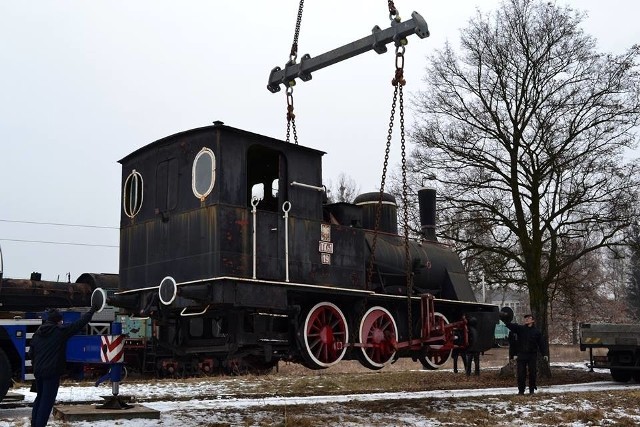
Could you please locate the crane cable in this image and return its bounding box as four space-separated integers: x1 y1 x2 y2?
285 0 305 145
366 0 414 341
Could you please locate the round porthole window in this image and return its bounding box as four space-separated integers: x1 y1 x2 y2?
123 169 143 218
192 147 216 200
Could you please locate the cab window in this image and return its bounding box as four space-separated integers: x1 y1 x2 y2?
247 145 286 212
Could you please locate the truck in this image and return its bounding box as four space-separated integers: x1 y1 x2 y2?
0 264 123 402
579 322 640 382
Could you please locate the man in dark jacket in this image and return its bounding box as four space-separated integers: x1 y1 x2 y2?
463 323 481 377
504 314 548 395
30 307 96 427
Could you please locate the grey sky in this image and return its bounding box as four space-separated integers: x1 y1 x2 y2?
0 1 637 281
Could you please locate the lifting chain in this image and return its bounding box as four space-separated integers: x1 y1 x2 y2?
365 1 405 291
365 109 392 290
289 0 304 63
366 39 413 341
388 0 399 20
397 47 413 343
286 86 299 145
389 1 413 343
285 0 305 145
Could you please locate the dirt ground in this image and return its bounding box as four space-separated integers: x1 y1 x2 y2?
276 344 594 376
3 345 626 427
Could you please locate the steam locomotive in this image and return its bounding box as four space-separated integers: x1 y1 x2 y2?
103 121 500 373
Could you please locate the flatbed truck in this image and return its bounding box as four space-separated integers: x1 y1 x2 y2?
580 322 640 382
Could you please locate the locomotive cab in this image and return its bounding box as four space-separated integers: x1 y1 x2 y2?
118 121 370 298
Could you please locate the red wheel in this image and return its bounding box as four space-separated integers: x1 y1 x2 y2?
418 312 452 370
302 302 348 369
358 307 398 370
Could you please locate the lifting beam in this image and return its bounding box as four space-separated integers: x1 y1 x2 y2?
267 11 429 93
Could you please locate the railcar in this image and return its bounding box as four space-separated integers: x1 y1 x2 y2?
106 121 499 373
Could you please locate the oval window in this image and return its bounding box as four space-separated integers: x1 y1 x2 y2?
192 147 216 200
123 169 144 218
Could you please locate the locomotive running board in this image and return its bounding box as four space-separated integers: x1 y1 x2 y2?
114 275 500 308
113 276 376 297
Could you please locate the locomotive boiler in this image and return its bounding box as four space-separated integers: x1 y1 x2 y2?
0 273 117 312
108 121 499 373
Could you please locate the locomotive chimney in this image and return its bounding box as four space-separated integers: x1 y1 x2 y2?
418 187 437 241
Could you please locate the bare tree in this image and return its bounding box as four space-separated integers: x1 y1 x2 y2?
409 0 640 367
547 246 614 344
325 173 360 203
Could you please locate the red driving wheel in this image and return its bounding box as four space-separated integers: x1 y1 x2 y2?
358 306 398 370
419 312 453 370
302 302 348 369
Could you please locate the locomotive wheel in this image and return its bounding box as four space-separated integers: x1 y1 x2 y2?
610 368 632 383
301 302 348 369
0 348 11 402
418 312 453 370
358 306 398 370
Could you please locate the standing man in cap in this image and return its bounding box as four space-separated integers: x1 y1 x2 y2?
504 314 548 395
29 306 97 427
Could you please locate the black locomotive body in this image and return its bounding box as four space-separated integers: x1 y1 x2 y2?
111 121 499 373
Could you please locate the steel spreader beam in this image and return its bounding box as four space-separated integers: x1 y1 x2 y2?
267 11 429 93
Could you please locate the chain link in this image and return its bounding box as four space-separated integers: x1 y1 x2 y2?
392 46 406 86
289 0 305 62
387 0 399 20
285 86 299 145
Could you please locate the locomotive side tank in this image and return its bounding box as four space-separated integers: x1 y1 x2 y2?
111 121 499 373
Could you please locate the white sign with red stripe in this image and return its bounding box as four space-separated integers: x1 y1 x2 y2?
100 335 125 363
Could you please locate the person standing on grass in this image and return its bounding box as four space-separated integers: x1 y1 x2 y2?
451 328 467 373
504 314 548 395
463 317 480 376
29 307 96 427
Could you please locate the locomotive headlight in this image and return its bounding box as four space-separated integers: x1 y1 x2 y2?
16 331 23 338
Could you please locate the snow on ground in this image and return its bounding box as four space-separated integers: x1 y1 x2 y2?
1 363 638 426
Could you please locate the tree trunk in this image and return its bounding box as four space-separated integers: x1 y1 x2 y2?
530 283 552 378
538 354 551 377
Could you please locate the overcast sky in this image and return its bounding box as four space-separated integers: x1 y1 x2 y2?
0 1 638 281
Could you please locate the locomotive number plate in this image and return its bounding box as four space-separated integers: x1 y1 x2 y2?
318 241 334 253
